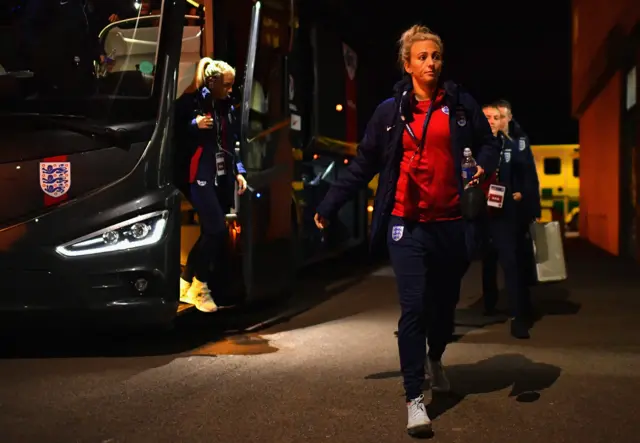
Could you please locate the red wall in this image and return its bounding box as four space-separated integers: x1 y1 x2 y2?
572 0 639 113
572 0 639 254
578 73 621 254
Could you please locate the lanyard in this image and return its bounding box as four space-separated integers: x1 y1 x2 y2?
495 134 505 182
207 101 225 154
213 109 222 147
403 97 437 165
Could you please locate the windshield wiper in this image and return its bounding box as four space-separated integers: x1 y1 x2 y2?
0 112 133 148
0 70 35 79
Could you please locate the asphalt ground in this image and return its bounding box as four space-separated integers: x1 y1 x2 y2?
1 239 639 442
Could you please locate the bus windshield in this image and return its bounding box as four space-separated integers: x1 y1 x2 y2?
0 0 166 118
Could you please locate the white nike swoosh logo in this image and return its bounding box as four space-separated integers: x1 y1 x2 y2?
387 126 393 131
60 0 69 4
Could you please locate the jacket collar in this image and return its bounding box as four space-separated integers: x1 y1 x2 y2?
199 87 233 113
498 130 513 143
392 76 458 101
509 119 526 138
393 76 457 122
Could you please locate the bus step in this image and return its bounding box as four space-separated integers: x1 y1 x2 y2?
177 303 195 315
176 302 238 315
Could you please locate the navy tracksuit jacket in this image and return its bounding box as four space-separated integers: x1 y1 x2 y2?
174 87 246 286
316 78 501 254
481 132 535 315
316 77 501 401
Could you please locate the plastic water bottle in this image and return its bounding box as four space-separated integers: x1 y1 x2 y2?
461 147 477 187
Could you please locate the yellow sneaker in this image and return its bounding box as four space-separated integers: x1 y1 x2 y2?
184 278 218 313
179 278 192 303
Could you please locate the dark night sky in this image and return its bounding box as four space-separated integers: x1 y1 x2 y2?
317 0 579 145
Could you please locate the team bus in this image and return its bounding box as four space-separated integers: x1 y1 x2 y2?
0 0 368 328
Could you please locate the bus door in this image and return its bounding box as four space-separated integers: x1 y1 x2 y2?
292 22 367 266
238 1 296 300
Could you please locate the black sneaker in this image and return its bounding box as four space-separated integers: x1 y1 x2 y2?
483 307 499 316
510 317 530 339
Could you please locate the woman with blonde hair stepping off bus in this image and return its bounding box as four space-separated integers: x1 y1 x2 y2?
175 58 248 312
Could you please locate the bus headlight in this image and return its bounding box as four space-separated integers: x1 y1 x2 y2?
55 210 169 257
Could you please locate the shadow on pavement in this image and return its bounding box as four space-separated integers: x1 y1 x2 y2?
529 285 581 320
0 310 249 360
246 254 391 334
0 249 378 360
451 238 594 336
365 353 561 419
427 353 561 418
453 279 582 340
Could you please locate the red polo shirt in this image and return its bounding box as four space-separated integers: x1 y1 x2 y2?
392 91 461 222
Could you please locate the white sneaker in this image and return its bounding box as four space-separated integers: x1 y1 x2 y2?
406 394 432 436
179 278 192 303
184 278 218 313
427 359 451 393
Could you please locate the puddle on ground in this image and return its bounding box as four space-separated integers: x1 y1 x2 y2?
188 333 279 356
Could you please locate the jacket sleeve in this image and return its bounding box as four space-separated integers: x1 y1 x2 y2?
188 105 200 135
189 117 199 134
175 93 199 136
468 95 501 176
234 156 247 176
520 136 542 218
315 104 385 219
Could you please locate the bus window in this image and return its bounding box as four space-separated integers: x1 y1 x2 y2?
100 13 166 97
245 8 288 172
573 158 580 178
544 157 562 175
0 0 165 103
176 14 205 98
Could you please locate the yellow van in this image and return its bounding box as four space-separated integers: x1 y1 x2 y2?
530 144 580 229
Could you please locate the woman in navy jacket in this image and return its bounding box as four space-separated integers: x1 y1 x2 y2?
313 25 501 436
175 58 247 313
480 104 533 339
